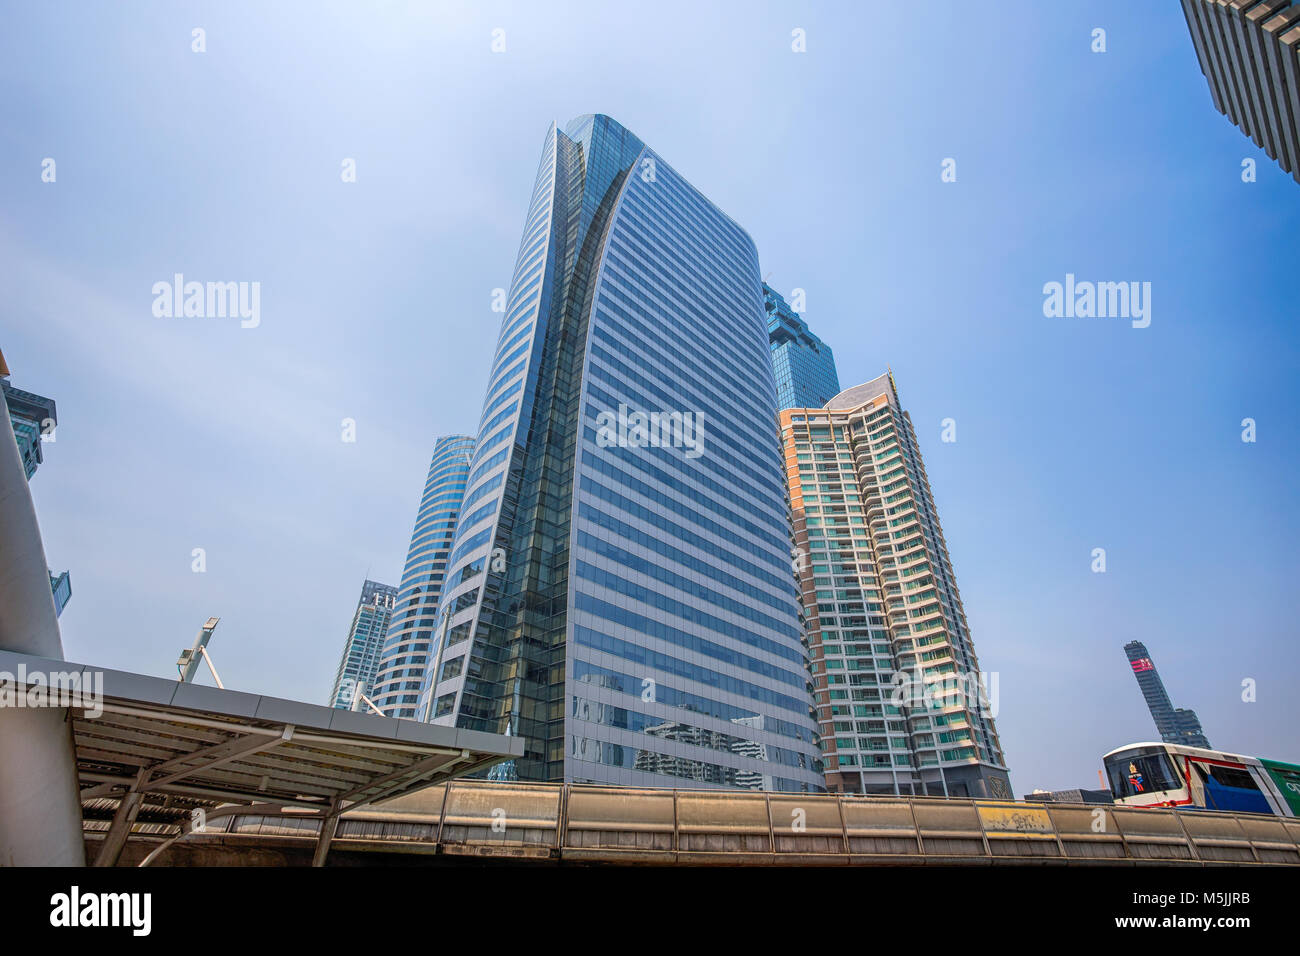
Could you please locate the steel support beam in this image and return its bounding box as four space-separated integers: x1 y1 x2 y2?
93 769 151 867
312 800 341 868
336 748 470 812
145 724 294 791
90 725 297 865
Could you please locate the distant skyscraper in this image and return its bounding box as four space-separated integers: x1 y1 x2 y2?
2 360 71 617
764 283 840 411
328 579 397 709
370 435 475 718
2 373 57 481
1180 0 1300 185
1123 641 1211 748
417 114 824 791
48 570 71 619
781 373 1011 798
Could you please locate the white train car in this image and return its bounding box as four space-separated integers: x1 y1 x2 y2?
1103 741 1300 817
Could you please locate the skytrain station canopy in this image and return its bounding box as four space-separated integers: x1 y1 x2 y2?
0 647 523 866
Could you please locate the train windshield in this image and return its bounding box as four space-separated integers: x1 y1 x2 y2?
1106 748 1181 799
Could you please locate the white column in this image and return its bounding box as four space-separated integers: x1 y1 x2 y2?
0 388 84 865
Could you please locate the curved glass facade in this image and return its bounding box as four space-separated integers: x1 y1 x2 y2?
418 115 823 791
370 434 475 717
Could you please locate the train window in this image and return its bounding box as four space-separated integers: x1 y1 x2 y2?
1106 750 1180 799
1198 761 1273 814
1207 765 1260 791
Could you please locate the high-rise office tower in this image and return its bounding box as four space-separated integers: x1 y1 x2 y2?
1 359 71 617
1180 0 1300 185
417 114 823 791
781 372 1011 798
764 283 840 411
370 435 475 717
1123 641 1211 749
328 579 397 709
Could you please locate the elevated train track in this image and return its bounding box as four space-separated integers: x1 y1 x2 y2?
90 778 1300 866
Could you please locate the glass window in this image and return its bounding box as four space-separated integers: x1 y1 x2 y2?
1106 748 1180 798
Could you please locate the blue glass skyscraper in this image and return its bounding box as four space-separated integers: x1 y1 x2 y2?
328 579 397 709
370 435 475 717
764 283 840 411
418 115 823 791
48 570 71 619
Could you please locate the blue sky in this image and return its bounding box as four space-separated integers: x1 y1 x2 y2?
2 1 1296 793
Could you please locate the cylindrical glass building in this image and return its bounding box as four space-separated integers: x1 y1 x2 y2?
370 434 475 717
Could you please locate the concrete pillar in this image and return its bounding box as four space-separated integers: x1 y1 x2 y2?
0 387 85 865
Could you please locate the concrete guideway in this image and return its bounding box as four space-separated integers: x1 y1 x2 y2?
108 778 1300 867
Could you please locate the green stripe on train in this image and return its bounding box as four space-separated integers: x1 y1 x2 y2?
1261 759 1300 817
